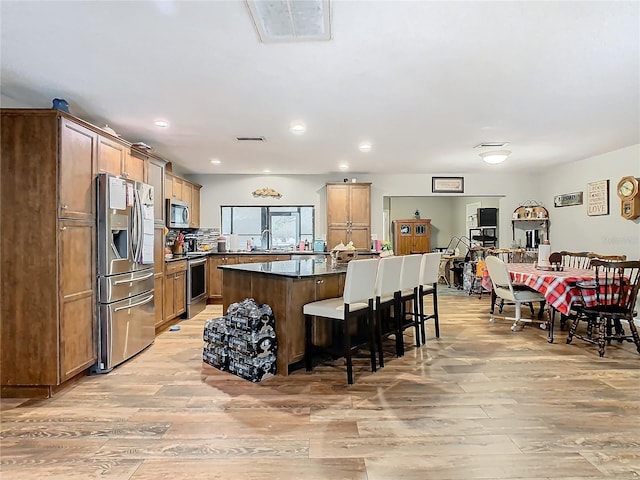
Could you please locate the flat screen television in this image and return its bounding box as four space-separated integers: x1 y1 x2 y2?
477 208 498 227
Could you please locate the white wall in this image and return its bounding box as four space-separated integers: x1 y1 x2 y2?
190 145 639 259
537 144 640 259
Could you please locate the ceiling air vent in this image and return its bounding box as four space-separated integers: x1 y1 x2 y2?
246 0 331 43
474 142 510 149
236 136 266 142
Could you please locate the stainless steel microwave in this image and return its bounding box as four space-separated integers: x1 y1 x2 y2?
166 198 190 229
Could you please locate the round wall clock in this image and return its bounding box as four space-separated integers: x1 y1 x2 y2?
616 176 640 220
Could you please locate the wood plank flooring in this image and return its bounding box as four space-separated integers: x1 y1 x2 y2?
2 289 639 479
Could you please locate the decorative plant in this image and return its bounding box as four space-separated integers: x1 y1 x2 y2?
381 241 392 251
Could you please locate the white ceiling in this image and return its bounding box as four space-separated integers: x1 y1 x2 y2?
1 1 638 175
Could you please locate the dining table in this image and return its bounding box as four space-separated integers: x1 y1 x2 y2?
482 263 597 343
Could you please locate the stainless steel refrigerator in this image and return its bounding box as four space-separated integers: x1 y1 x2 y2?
95 173 156 373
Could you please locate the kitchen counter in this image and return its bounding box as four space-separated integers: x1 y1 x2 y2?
220 258 351 376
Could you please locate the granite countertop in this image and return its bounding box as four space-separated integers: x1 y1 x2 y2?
218 258 349 278
164 250 379 263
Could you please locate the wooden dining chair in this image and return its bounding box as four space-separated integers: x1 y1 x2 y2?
567 260 640 357
587 253 627 262
303 258 379 385
559 251 591 269
485 256 547 331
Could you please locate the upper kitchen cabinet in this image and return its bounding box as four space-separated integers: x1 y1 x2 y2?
97 135 145 182
165 172 201 228
326 182 371 251
144 153 166 223
1 109 97 397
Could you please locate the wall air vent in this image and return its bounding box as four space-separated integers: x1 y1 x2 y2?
474 142 510 149
236 136 266 142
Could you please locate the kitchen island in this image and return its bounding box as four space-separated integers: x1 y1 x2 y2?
220 259 349 375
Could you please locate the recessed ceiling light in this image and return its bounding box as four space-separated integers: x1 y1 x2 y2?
263 169 271 173
289 121 306 135
358 142 372 152
154 120 169 128
210 159 221 165
338 164 349 170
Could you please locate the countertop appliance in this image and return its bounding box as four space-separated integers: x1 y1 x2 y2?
167 198 190 229
95 173 155 373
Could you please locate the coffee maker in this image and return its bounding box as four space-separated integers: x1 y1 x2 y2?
525 229 540 249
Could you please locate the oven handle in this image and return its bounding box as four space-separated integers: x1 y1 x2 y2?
113 272 154 285
114 294 154 312
189 258 207 267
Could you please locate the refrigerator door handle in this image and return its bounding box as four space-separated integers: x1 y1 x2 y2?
113 294 154 312
113 272 154 285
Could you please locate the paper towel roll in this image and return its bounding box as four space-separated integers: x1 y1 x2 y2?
229 233 239 252
538 244 551 267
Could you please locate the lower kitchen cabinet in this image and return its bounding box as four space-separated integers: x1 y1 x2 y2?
154 273 164 328
164 260 187 321
208 255 238 301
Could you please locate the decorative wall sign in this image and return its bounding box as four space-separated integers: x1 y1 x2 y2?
586 180 609 216
553 192 583 208
252 187 282 199
432 176 464 193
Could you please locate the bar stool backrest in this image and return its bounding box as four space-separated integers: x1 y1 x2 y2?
420 252 442 285
400 255 423 291
343 258 380 306
375 256 403 298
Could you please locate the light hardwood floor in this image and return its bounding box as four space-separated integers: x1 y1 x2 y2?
2 290 639 479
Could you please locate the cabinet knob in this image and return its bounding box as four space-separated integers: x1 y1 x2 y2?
316 279 324 285
60 226 67 231
61 204 68 210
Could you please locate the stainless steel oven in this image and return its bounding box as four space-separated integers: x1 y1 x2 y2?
186 256 207 318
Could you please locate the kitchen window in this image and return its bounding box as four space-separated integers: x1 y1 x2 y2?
221 206 314 250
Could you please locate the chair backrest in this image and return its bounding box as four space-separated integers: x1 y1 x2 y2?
420 252 442 285
588 252 627 263
485 255 513 295
587 260 640 314
400 254 423 291
343 258 379 305
375 256 403 297
559 251 591 269
549 251 563 265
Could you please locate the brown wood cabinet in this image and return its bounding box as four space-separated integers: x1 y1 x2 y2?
1 109 97 397
326 182 371 251
222 268 344 375
164 260 187 321
393 218 431 255
97 135 145 181
165 172 201 228
144 154 166 223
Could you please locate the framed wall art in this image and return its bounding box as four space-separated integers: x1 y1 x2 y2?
432 176 464 193
587 179 609 216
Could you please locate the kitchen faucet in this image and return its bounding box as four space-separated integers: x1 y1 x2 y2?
260 229 271 250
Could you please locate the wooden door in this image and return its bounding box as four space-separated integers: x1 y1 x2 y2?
124 149 145 182
59 219 96 381
411 220 430 253
147 157 165 222
164 272 175 321
154 274 164 327
97 135 126 176
326 183 350 227
349 184 371 227
182 181 193 207
327 226 349 251
349 227 371 251
59 118 96 220
174 271 186 317
190 185 200 228
172 176 183 201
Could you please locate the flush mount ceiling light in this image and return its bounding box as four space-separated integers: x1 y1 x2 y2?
246 0 331 43
480 150 511 165
154 120 169 128
358 142 372 153
289 121 306 135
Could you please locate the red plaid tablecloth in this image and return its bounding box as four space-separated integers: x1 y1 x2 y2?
481 263 596 315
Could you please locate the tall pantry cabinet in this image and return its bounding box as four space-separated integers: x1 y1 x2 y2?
1 110 97 397
326 182 371 251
